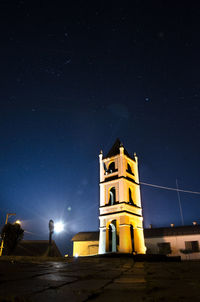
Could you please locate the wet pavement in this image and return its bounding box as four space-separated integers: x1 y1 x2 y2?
0 257 200 301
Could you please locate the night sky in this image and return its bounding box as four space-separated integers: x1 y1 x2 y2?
0 1 200 255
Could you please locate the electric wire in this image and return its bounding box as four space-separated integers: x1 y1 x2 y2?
140 181 200 195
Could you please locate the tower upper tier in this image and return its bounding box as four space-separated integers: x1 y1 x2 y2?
99 139 139 185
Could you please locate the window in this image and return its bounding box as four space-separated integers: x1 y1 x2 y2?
157 242 171 255
185 241 199 253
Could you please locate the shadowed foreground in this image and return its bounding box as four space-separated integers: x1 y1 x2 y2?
0 257 199 301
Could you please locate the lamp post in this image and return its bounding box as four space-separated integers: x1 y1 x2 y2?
48 220 64 256
49 219 54 245
48 219 54 257
0 213 16 256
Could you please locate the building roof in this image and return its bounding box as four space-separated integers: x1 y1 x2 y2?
105 139 133 159
144 225 200 238
72 226 200 242
10 240 62 257
72 232 99 241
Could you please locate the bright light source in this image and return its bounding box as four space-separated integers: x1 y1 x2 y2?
54 221 64 233
75 253 78 258
15 220 21 225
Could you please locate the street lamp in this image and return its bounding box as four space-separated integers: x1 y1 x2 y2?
54 221 64 233
15 220 21 225
0 213 16 256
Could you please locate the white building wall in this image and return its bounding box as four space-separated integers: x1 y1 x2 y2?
145 234 200 260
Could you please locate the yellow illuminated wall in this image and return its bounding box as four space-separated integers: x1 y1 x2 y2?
73 241 99 257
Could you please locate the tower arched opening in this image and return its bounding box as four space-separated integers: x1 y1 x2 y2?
109 187 116 205
103 162 108 174
108 220 118 252
127 163 134 175
130 225 134 253
108 162 116 174
129 188 134 204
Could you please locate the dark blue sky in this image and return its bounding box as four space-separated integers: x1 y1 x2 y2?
0 1 200 255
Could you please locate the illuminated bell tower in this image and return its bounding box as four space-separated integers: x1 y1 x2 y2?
98 139 146 254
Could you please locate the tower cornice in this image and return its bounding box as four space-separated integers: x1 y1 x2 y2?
99 201 141 209
99 176 139 185
99 210 142 218
99 202 142 217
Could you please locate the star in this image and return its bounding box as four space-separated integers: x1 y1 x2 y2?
64 59 71 65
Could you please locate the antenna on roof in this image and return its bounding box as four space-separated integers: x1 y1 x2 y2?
176 179 184 226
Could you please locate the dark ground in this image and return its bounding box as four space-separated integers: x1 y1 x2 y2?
0 256 200 301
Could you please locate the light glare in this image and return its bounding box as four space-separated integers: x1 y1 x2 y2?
54 221 64 233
